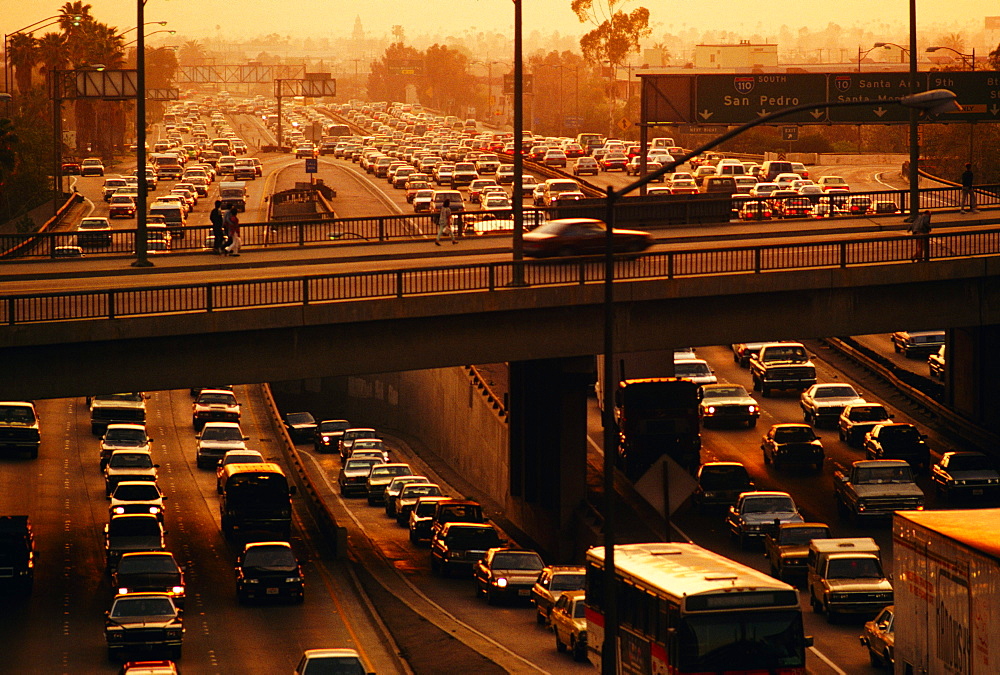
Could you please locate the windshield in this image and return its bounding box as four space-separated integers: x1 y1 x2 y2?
675 362 711 377
112 484 161 501
223 453 262 466
243 546 297 570
492 552 544 570
111 597 175 619
371 466 411 478
0 405 35 424
678 610 806 671
700 466 751 490
97 393 144 403
402 485 441 499
552 573 585 591
198 393 237 406
109 453 153 469
827 557 883 579
781 527 829 545
744 497 795 513
814 386 858 399
850 406 889 422
762 346 807 362
447 530 503 549
319 421 349 433
855 466 914 483
117 555 177 575
773 427 817 443
702 387 747 399
949 454 994 471
201 426 243 441
878 425 920 446
298 656 365 675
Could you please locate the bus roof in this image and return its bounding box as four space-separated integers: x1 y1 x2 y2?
221 462 285 479
588 542 795 606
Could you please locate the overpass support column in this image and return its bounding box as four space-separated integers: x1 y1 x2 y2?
949 325 1000 434
508 357 592 561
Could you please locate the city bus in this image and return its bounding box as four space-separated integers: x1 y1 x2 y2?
219 462 296 539
586 542 812 674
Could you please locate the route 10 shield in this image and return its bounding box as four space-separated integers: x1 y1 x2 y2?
694 73 827 124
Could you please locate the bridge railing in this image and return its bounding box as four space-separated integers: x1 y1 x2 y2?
4 227 1000 326
3 184 997 261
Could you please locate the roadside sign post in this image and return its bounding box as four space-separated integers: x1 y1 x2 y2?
305 157 317 185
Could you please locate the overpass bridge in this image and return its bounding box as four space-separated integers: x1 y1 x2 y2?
5 220 1000 556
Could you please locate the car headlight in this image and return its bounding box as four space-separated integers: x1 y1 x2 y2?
148 506 161 515
748 405 758 413
704 406 716 415
113 506 126 515
117 587 131 595
245 578 260 584
495 577 508 588
285 576 301 584
166 628 183 639
321 435 330 443
107 630 124 641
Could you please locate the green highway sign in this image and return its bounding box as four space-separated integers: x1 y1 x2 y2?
694 73 827 124
926 71 1000 122
826 73 921 122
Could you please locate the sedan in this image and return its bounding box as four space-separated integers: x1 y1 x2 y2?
313 419 350 453
599 152 628 171
235 541 304 604
799 383 865 428
860 605 894 669
81 157 106 176
930 451 1000 502
294 649 368 675
109 481 166 521
109 195 137 218
473 547 545 604
739 200 772 220
761 423 824 471
572 157 599 176
863 423 930 473
522 218 652 258
551 591 589 662
542 149 567 167
531 565 585 626
698 384 759 428
338 457 384 496
283 411 317 443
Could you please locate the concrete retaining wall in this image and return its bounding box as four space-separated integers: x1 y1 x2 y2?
764 151 908 166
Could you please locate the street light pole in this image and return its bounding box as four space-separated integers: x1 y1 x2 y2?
511 0 524 284
907 0 919 222
133 0 152 267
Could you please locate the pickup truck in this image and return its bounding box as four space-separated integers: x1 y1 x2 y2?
749 342 816 397
807 538 893 622
764 521 831 581
833 459 924 521
90 393 147 436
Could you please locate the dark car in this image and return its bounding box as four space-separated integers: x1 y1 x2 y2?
408 495 451 544
761 424 824 471
313 419 350 453
338 457 384 497
892 330 945 358
283 412 317 443
930 451 1000 502
693 462 754 512
112 551 186 608
698 384 759 428
430 522 504 577
523 218 651 258
839 402 893 447
863 423 930 473
473 548 546 604
105 593 183 662
235 541 304 604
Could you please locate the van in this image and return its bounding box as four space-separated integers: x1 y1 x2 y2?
807 538 892 620
650 137 675 150
219 181 247 213
148 204 186 236
703 176 737 195
760 160 794 183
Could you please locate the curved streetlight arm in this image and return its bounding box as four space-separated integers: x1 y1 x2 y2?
118 21 167 37
124 30 175 47
9 14 62 36
610 90 958 201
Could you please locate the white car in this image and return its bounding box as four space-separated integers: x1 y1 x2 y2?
673 358 718 385
195 421 248 469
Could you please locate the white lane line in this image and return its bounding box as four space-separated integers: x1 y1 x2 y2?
809 645 849 674
300 450 549 674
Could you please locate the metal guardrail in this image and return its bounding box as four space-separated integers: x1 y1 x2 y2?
3 184 998 261
4 227 1000 326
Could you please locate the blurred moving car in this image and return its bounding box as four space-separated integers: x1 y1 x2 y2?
522 218 651 258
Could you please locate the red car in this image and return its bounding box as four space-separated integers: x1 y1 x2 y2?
600 153 628 171
523 218 652 258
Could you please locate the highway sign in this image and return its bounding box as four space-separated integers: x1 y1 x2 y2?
304 158 318 174
503 74 534 94
781 126 799 141
695 73 827 124
926 71 1000 122
826 73 921 123
617 116 632 131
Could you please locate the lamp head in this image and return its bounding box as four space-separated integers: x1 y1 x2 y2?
900 88 960 115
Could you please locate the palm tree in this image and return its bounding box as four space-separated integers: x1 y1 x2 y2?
178 40 207 65
8 33 38 94
58 1 93 34
0 117 19 187
36 33 68 78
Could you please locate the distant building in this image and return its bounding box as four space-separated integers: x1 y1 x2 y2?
695 41 778 69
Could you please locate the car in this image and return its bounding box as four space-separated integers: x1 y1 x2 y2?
473 547 545 604
383 475 429 517
61 157 82 174
105 593 183 662
775 197 813 218
522 218 652 258
100 424 153 470
891 330 945 358
109 481 166 521
845 195 873 214
839 402 893 447
53 244 85 258
76 217 113 247
548 190 586 205
693 165 717 186
467 178 498 203
294 143 317 158
338 427 380 461
112 551 185 608
109 195 137 218
799 383 866 428
314 419 350 453
551 590 588 662
104 450 158 497
871 200 900 214
235 541 304 603
726 490 804 549
738 200 772 220
672 358 717 385
120 660 179 675
860 605 895 669
294 648 370 675
731 342 769 367
573 156 599 176
481 193 512 214
698 384 759 428
749 182 780 199
530 565 585 625
927 345 946 380
773 172 800 188
475 153 500 175
761 423 824 471
195 421 248 469
407 495 451 543
103 177 129 200
930 451 1000 502
283 411 317 443
350 439 388 463
412 189 435 212
430 189 465 213
496 165 516 184
394 482 444 524
863 423 930 473
542 149 567 167
693 461 754 512
430 522 504 577
215 449 265 493
817 175 850 192
733 175 759 194
599 152 628 171
812 202 846 218
366 463 413 506
81 157 106 176
105 513 166 571
338 457 384 496
191 389 240 430
666 178 699 194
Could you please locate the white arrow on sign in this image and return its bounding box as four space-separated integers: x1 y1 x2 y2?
699 109 714 120
810 109 824 119
991 104 1000 116
873 107 888 118
757 108 770 117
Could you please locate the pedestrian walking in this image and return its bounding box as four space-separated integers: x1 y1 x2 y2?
209 200 226 254
960 163 978 213
909 209 931 262
435 199 456 245
223 205 241 256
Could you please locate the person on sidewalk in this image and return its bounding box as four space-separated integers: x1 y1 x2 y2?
223 206 241 256
435 199 456 245
209 200 226 254
960 163 978 213
909 209 931 262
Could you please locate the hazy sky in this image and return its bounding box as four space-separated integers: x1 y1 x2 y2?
3 0 992 45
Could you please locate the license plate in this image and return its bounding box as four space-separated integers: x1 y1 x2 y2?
266 588 279 595
973 489 983 496
518 588 530 597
